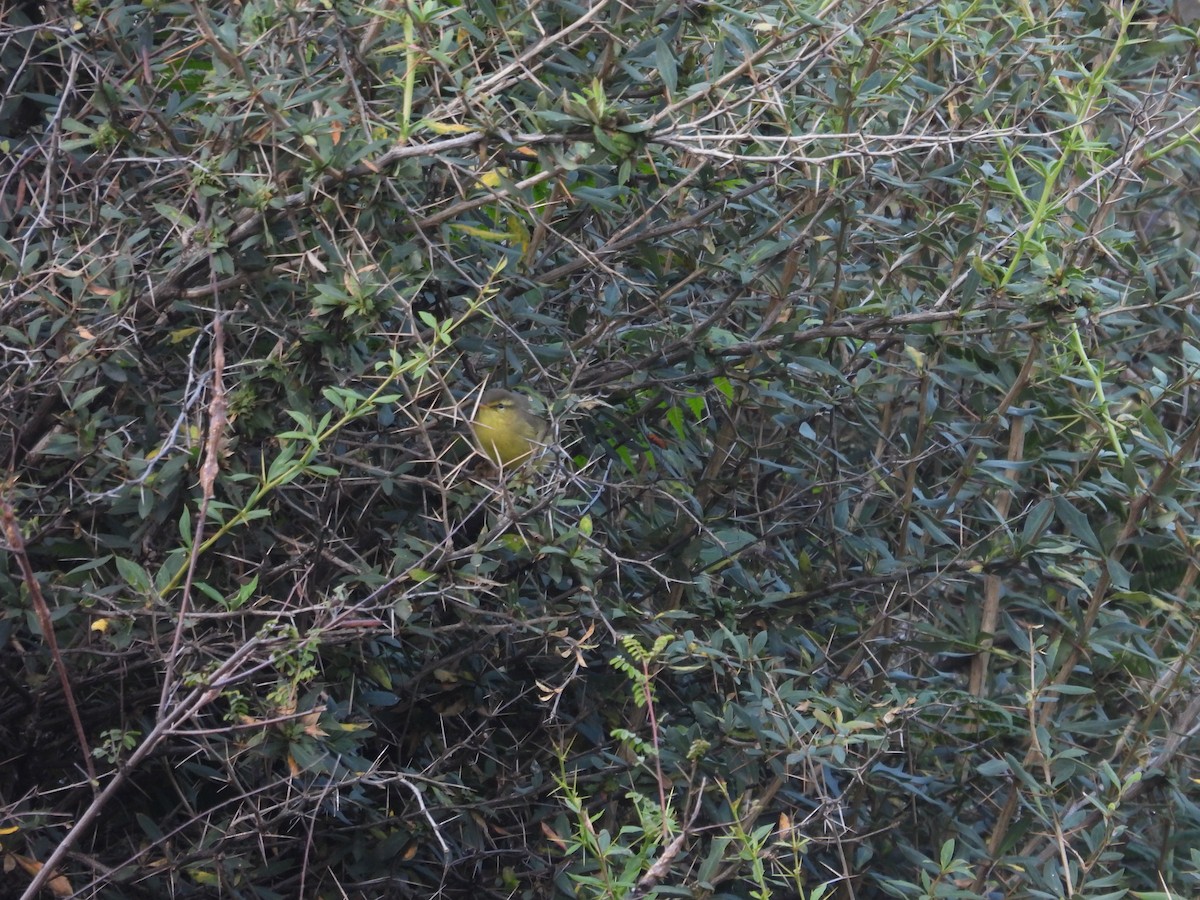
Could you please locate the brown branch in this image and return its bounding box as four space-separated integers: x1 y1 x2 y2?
626 779 706 900
1042 419 1200 709
159 309 230 714
970 411 1027 697
18 636 270 900
0 497 96 785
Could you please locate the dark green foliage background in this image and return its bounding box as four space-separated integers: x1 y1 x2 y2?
3 0 1200 897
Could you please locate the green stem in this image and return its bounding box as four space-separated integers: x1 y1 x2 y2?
1067 320 1125 464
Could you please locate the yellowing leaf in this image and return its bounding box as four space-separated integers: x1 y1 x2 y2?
423 120 476 134
449 223 520 242
169 327 201 344
476 168 507 189
300 709 328 739
541 822 568 850
9 855 74 897
435 697 467 716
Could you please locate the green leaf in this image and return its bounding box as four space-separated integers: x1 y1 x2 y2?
1053 496 1101 553
115 557 152 594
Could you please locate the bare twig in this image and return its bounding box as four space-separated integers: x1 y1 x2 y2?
0 498 96 785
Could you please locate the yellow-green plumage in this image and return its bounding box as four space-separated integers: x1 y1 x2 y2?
471 388 546 467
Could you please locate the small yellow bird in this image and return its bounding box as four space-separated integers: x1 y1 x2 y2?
470 388 547 467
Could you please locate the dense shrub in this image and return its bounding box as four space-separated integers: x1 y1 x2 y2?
3 0 1200 897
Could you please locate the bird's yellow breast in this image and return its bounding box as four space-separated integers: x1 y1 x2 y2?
472 399 542 466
